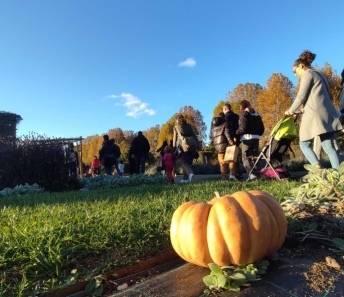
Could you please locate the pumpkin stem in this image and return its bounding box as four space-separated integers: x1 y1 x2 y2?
214 191 222 198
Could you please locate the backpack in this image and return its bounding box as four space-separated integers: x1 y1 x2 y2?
247 112 265 136
68 151 77 163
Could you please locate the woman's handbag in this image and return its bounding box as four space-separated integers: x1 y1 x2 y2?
223 145 239 162
157 155 163 171
174 127 197 153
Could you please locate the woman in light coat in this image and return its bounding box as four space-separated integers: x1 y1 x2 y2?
173 114 198 183
285 50 342 169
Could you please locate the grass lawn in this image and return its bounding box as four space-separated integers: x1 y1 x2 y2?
0 179 301 296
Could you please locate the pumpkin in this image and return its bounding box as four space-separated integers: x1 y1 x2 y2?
170 190 287 267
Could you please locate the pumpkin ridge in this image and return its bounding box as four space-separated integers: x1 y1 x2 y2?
207 196 234 265
179 203 212 267
231 191 271 263
248 190 287 253
170 201 197 262
262 204 279 255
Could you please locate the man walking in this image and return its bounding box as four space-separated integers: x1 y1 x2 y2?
131 131 150 174
99 134 120 175
223 103 241 179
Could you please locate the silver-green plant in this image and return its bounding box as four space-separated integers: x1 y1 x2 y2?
282 163 344 209
203 260 269 294
0 183 44 197
79 173 169 191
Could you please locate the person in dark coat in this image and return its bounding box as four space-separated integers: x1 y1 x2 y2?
236 100 264 181
110 138 121 175
211 112 236 180
130 131 151 174
99 134 120 175
223 104 242 179
128 146 137 175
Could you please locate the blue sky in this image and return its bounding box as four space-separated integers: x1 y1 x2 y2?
1 1 343 141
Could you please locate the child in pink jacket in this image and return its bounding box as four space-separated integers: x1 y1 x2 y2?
162 145 176 183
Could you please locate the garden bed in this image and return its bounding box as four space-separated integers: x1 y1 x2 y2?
281 200 344 293
0 179 301 296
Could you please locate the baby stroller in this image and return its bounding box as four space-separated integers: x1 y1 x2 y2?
248 115 297 181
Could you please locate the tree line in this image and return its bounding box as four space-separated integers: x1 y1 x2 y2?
82 63 343 164
81 106 206 164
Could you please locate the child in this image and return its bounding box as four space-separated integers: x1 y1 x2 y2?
162 145 176 183
91 156 100 177
118 160 125 177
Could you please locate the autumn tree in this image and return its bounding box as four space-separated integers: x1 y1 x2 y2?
143 125 160 153
314 63 342 108
107 128 125 144
81 136 92 164
227 83 263 113
119 139 131 162
157 120 175 148
82 134 101 164
122 130 136 145
257 73 294 144
212 100 227 117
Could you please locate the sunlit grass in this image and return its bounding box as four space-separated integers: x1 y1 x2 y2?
0 179 301 296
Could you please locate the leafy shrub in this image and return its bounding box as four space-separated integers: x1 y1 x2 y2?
0 183 44 197
282 163 344 209
80 173 169 190
0 133 81 192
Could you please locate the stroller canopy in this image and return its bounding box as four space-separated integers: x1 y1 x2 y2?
271 116 297 141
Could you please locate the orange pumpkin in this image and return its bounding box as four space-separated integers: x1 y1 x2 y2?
170 190 287 267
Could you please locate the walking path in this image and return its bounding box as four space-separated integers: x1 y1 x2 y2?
173 171 307 183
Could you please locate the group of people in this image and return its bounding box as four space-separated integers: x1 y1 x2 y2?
69 50 344 180
211 50 344 182
96 131 151 177
211 101 264 182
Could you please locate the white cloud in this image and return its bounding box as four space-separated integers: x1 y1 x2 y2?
108 93 156 118
178 57 196 68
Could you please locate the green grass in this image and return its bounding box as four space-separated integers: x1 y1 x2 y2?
0 179 301 296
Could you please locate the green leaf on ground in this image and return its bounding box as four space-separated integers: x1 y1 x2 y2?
203 275 217 287
230 272 246 281
208 263 223 275
332 238 344 249
84 278 96 294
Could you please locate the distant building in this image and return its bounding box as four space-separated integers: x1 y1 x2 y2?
0 111 22 138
